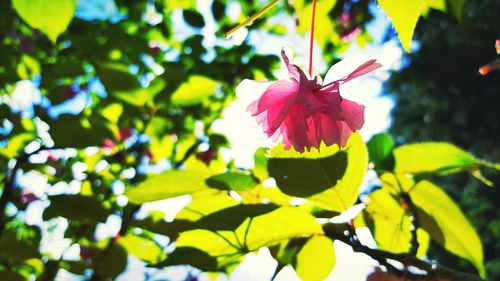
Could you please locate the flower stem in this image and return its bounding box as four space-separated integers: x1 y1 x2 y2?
308 0 317 76
224 0 281 39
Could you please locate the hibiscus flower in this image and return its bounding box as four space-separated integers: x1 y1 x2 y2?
247 50 381 152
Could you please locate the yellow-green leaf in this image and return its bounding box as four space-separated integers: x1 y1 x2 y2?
421 0 447 17
295 236 335 281
364 188 429 258
176 205 323 266
0 133 33 159
296 0 339 47
17 54 40 80
269 133 367 212
12 0 76 43
377 0 425 52
449 0 465 21
394 142 482 175
176 191 239 221
119 235 166 263
171 75 218 106
125 169 210 203
410 181 485 278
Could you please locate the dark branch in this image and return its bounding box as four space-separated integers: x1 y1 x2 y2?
400 192 420 256
323 226 484 281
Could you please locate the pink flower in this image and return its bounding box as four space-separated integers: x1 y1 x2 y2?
247 50 381 152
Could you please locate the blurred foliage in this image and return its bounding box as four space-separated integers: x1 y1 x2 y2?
0 0 497 280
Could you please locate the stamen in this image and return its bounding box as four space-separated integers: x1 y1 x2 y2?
224 0 281 39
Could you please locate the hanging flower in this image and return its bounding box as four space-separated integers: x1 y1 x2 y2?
247 50 381 152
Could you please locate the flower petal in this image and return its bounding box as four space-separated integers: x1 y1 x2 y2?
342 59 382 82
247 79 298 136
339 99 365 131
281 49 300 81
283 104 309 152
323 55 381 85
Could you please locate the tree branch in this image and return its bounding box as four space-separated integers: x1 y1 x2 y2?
400 192 420 256
0 146 49 237
323 226 484 281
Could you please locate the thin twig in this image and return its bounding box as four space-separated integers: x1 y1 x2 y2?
224 0 281 38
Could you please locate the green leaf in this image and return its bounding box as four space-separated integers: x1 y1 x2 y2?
96 63 165 106
193 204 278 231
61 260 88 275
0 227 39 262
367 133 395 172
183 10 205 27
17 54 40 80
206 172 258 192
296 0 339 47
153 247 218 271
0 132 33 159
410 181 486 278
43 195 109 223
394 142 490 175
12 0 76 43
295 236 335 281
164 0 196 10
98 245 128 279
119 234 166 263
253 147 269 180
176 205 323 266
50 115 114 148
132 218 192 240
0 271 25 281
175 192 239 221
364 188 430 258
449 0 465 21
268 133 368 212
211 0 225 21
377 0 425 52
421 0 447 17
125 169 210 203
171 75 218 106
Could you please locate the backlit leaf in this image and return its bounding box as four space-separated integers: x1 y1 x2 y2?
364 188 429 258
296 0 339 47
0 132 33 159
394 142 497 184
269 133 368 212
206 172 258 192
175 191 239 221
119 234 166 263
295 236 335 281
125 169 211 203
176 205 323 267
410 181 485 277
171 75 218 106
12 0 75 43
378 0 425 52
